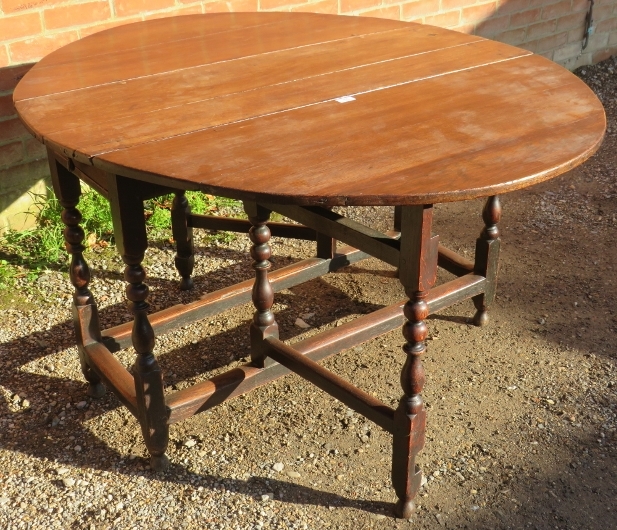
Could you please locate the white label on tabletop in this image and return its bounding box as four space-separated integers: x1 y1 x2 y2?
334 96 356 103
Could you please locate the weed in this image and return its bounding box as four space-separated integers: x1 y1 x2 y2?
0 186 243 286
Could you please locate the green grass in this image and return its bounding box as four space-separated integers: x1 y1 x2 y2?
0 186 242 286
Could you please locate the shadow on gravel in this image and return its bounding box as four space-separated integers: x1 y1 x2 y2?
2 181 617 526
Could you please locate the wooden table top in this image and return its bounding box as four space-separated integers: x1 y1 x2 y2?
14 13 605 206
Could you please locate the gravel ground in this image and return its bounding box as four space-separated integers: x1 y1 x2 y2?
0 55 616 530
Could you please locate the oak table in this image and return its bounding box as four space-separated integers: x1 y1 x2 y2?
14 13 605 518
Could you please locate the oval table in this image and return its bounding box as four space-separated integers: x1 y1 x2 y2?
14 13 605 519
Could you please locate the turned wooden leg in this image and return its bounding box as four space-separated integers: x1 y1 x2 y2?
472 196 501 327
392 205 438 519
244 202 279 368
109 175 169 471
171 190 194 290
49 155 105 398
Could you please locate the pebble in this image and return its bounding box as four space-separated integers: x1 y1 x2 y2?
62 478 75 487
56 468 70 475
272 462 284 472
0 498 9 506
371 514 386 520
294 318 310 329
261 493 274 502
184 439 197 448
286 470 301 478
75 401 88 409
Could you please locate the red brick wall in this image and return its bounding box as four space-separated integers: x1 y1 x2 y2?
0 0 616 229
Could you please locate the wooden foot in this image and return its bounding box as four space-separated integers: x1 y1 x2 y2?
87 382 106 398
472 196 501 327
394 498 416 519
171 191 195 291
150 454 170 472
473 310 489 327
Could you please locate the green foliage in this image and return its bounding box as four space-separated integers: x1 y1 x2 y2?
0 259 17 289
0 187 244 284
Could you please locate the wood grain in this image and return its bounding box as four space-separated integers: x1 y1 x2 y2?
14 13 605 206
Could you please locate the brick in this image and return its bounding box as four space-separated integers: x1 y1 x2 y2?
556 11 586 31
541 0 572 21
462 2 498 24
610 32 617 46
359 5 401 19
596 16 617 33
474 14 509 36
526 19 557 39
441 0 473 10
44 1 111 30
592 46 617 64
518 39 538 52
0 158 48 192
143 5 204 19
535 30 568 51
553 41 583 61
568 26 584 43
571 0 589 12
593 45 617 62
560 50 591 69
586 31 609 49
400 0 440 19
0 0 65 15
496 0 530 15
113 0 175 17
527 0 561 7
340 0 381 13
0 12 41 41
24 136 45 160
450 23 475 33
203 0 257 13
0 95 15 119
494 27 526 45
79 17 142 38
425 10 461 27
0 117 27 144
260 0 298 7
0 141 23 169
593 5 614 21
205 0 258 11
291 0 338 14
510 8 541 28
8 31 79 63
0 64 32 92
0 47 8 69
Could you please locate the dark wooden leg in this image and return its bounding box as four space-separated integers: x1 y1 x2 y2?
472 196 501 327
316 231 336 259
171 190 194 290
392 205 438 519
393 205 402 232
245 202 279 368
49 156 105 398
108 175 170 471
316 207 336 259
